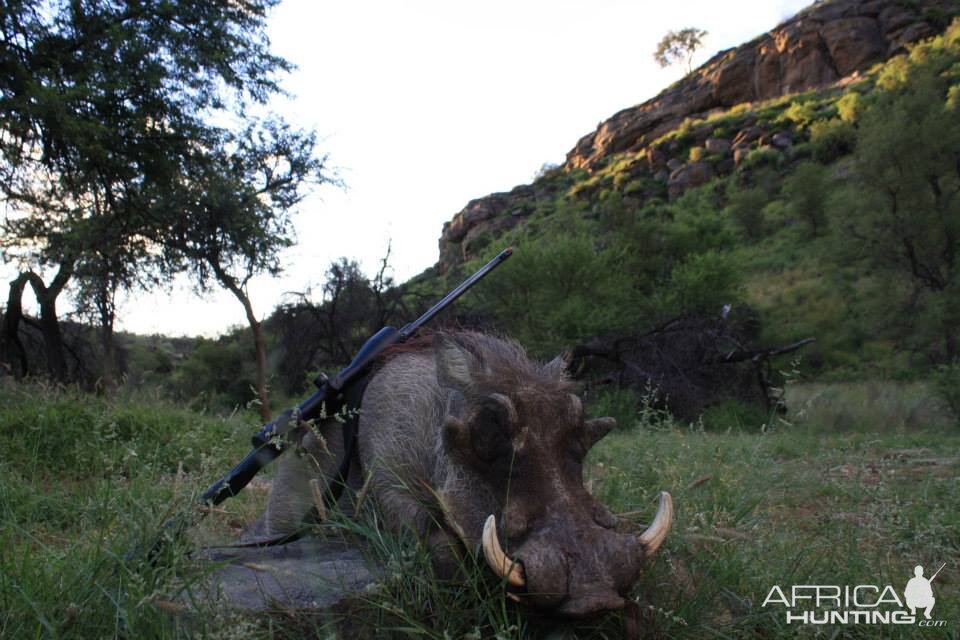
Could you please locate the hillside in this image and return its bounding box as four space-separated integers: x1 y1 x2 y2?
438 0 956 273
428 0 960 387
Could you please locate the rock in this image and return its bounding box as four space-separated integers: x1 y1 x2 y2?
716 158 736 175
771 131 794 151
461 216 521 261
668 161 714 200
821 17 886 75
180 538 378 614
734 147 751 167
436 0 958 272
887 22 936 54
564 0 952 171
777 21 840 95
646 146 667 171
705 137 731 155
733 125 764 149
712 47 757 107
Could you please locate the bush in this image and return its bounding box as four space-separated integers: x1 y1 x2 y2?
586 387 641 430
781 100 817 128
701 399 768 431
688 146 705 162
836 91 865 124
743 146 783 169
810 118 856 163
669 250 743 315
724 185 768 238
783 160 829 236
932 361 960 425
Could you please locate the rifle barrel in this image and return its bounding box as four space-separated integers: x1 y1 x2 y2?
400 247 512 338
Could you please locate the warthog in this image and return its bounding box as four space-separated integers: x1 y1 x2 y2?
248 331 672 618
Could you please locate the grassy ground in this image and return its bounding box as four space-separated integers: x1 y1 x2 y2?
0 379 957 638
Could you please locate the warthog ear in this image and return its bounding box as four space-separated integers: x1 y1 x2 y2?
435 333 484 394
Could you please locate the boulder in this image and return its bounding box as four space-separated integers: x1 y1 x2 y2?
646 146 667 171
705 137 731 155
668 161 714 199
179 538 378 614
733 125 764 149
771 131 794 151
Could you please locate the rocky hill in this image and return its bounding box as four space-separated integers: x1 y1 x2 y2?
436 0 957 274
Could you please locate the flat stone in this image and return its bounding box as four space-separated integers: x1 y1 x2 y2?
181 538 379 612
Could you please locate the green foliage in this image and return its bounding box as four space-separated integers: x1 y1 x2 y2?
809 118 857 163
781 100 817 128
2 378 960 638
668 250 743 315
169 336 259 410
842 23 960 362
688 145 705 162
783 161 829 236
700 399 768 431
586 387 641 430
724 185 768 239
743 146 783 169
931 361 960 424
836 91 866 123
468 222 641 356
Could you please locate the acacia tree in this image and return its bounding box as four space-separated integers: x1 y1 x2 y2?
653 28 708 74
167 119 329 420
0 0 301 384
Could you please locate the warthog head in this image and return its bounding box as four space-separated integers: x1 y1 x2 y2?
435 334 672 618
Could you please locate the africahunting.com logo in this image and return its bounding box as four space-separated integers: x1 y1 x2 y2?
762 564 946 627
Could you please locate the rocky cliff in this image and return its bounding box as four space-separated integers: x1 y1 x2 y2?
436 0 956 274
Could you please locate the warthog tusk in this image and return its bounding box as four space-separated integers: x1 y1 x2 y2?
638 491 673 556
482 514 525 588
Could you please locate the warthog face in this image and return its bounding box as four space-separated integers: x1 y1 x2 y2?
434 333 673 618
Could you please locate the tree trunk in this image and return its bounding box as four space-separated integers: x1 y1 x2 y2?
1 274 30 377
99 319 116 397
95 278 117 397
237 294 271 422
25 265 72 382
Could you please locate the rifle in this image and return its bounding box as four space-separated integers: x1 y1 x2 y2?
132 247 512 563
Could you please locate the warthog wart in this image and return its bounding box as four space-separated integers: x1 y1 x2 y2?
248 330 673 618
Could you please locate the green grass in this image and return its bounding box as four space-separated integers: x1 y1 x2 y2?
1 380 957 638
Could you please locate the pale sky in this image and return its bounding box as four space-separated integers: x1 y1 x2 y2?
4 0 812 337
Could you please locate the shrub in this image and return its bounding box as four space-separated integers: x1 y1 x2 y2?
724 185 768 238
781 100 817 128
809 118 856 163
931 360 960 425
836 91 865 123
668 250 743 315
688 146 705 162
587 387 641 430
743 146 783 169
701 399 768 431
783 160 830 236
